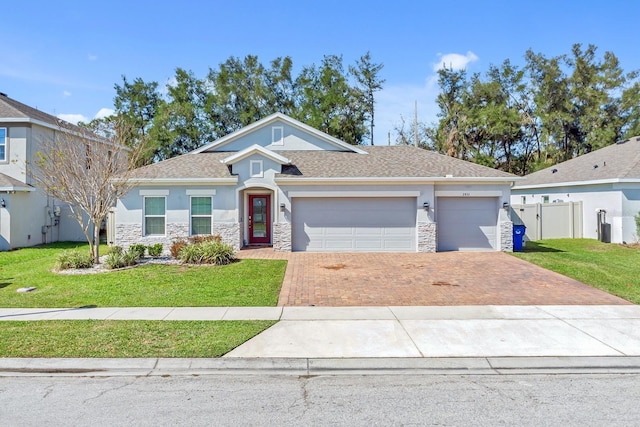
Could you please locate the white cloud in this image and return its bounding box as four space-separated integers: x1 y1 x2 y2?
57 113 89 124
94 108 114 119
63 90 71 97
433 51 479 72
88 54 97 61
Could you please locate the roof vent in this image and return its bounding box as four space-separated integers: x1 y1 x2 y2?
0 92 6 97
593 164 598 169
551 168 558 173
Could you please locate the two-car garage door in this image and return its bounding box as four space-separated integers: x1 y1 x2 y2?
292 197 416 252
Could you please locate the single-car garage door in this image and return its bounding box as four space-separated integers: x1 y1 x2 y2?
437 197 498 251
292 197 416 252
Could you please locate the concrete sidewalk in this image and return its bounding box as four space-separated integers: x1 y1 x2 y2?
2 305 640 359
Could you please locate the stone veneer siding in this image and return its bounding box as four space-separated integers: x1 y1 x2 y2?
273 222 292 252
115 222 242 254
417 222 437 253
500 221 513 252
212 222 242 251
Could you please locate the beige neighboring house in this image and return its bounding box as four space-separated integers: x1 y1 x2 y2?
0 93 90 250
511 136 640 244
116 113 519 253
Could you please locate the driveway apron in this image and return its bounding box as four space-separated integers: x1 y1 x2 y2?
237 249 630 307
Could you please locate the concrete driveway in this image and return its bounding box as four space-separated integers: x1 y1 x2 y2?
237 249 630 307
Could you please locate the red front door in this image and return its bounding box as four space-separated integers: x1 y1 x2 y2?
248 195 271 244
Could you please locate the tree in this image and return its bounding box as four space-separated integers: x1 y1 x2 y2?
33 120 143 263
152 68 214 159
350 52 385 145
294 55 367 144
114 76 164 165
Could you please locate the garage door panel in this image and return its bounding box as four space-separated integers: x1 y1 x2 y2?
437 197 498 251
292 197 416 252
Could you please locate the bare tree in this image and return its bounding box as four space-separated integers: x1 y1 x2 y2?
33 119 141 263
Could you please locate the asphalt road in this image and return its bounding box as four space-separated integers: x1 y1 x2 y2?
2 373 639 426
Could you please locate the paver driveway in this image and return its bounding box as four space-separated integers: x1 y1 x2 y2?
237 249 631 307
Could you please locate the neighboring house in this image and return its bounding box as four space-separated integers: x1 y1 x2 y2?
115 113 519 253
511 136 640 244
0 93 89 250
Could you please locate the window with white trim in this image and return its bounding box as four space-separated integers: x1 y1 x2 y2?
250 160 263 178
0 128 6 162
144 196 166 235
191 196 212 235
272 126 283 145
542 195 549 203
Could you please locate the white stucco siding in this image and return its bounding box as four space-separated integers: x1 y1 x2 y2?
1 125 30 183
213 121 343 152
622 188 640 242
511 184 626 242
117 186 237 226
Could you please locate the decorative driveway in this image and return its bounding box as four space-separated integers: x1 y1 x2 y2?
237 249 631 307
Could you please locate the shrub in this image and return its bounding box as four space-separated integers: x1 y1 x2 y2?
147 243 163 258
170 239 188 258
129 244 147 259
188 235 221 245
56 250 94 270
178 239 236 265
105 246 140 269
635 212 640 240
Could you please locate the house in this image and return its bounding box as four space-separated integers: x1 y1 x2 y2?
115 113 519 252
0 93 90 250
511 136 640 244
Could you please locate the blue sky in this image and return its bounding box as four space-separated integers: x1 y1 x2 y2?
2 0 639 145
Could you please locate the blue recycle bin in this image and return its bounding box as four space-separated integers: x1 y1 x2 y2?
513 224 526 252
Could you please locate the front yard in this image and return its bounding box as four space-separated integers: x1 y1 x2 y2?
511 238 640 304
0 242 285 358
0 242 286 308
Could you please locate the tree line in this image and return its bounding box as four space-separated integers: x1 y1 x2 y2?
84 53 384 165
84 44 640 175
397 44 640 175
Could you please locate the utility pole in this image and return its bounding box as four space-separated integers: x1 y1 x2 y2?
414 100 418 147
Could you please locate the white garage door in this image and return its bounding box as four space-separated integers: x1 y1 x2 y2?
437 197 498 251
292 197 416 252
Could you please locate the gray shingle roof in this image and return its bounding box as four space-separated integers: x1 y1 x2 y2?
0 93 62 127
129 152 233 179
279 146 515 178
0 173 34 191
515 136 640 188
129 145 516 180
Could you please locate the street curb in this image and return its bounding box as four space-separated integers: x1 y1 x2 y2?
2 357 640 376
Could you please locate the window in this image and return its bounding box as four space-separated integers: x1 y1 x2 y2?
272 126 283 146
144 197 166 235
250 160 263 178
0 128 6 161
542 195 549 203
191 196 212 235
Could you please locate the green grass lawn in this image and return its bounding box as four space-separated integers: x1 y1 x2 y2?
512 238 640 304
0 242 287 308
0 320 275 357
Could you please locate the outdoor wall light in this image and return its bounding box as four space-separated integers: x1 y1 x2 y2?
279 203 286 212
423 202 430 211
0 199 5 208
503 202 510 210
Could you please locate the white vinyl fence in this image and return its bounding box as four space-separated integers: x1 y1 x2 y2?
510 202 583 242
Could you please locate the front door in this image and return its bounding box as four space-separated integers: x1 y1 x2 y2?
248 195 271 244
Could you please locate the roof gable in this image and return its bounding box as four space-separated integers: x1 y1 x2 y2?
221 145 291 165
515 136 640 188
192 113 366 154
